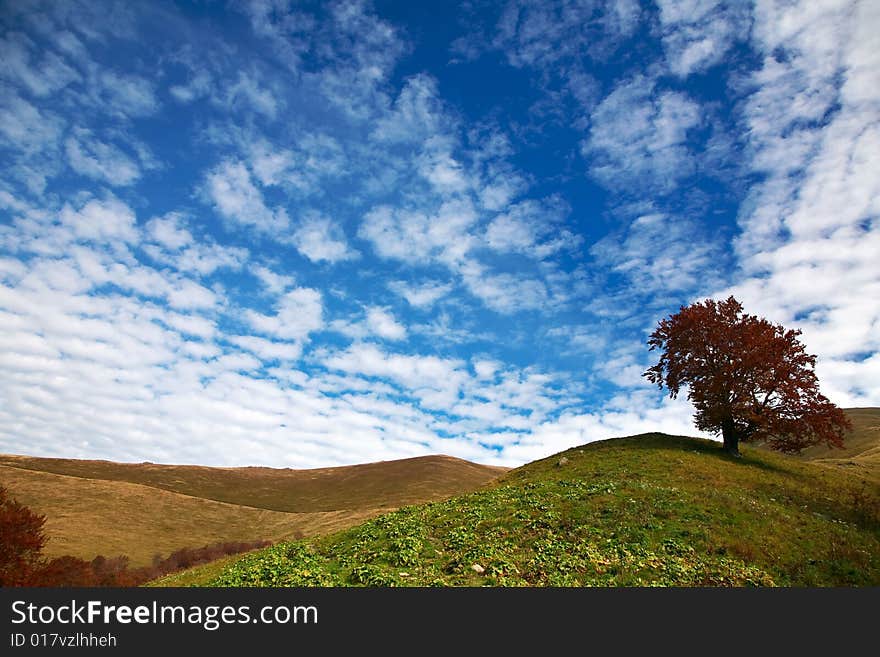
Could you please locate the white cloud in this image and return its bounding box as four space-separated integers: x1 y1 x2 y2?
371 74 444 143
169 69 213 103
59 195 138 244
247 134 346 195
365 307 407 341
0 89 65 194
590 213 724 294
228 335 302 362
249 143 295 187
657 0 748 77
223 71 279 119
417 140 470 194
716 0 880 408
329 306 407 343
321 342 468 410
359 198 478 266
584 76 702 192
459 260 550 315
484 197 578 259
94 70 159 118
310 0 406 121
0 31 80 96
291 213 357 263
0 92 64 153
145 213 193 250
502 393 705 464
142 213 248 275
387 279 452 308
472 358 501 380
252 265 295 295
492 0 640 69
245 287 324 341
64 129 141 186
204 160 289 234
236 0 310 72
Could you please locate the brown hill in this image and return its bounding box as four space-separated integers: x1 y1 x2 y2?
0 453 507 512
0 453 506 566
796 407 880 483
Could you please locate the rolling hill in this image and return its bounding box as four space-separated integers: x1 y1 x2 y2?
158 428 880 587
0 454 505 566
3 407 877 583
795 407 880 483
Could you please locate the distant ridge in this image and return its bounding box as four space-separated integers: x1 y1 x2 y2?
0 453 507 513
794 407 880 483
0 453 506 566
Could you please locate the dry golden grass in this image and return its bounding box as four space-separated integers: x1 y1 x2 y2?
0 454 506 512
795 408 880 483
0 453 505 567
0 464 388 567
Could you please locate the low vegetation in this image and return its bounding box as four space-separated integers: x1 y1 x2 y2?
27 541 272 587
189 434 879 587
1 483 271 586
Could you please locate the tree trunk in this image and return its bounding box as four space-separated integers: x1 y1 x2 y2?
721 418 741 458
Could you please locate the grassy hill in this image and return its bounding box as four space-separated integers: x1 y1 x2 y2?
795 408 880 483
161 433 880 587
0 455 504 566
0 453 506 512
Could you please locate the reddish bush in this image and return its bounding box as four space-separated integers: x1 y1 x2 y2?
0 485 48 586
32 556 96 587
1 485 272 587
27 540 273 587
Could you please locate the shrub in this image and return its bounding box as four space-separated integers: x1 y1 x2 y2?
0 485 47 586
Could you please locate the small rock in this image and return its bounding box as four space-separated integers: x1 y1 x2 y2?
470 563 485 574
555 456 569 468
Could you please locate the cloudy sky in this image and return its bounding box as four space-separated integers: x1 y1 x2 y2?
0 0 877 468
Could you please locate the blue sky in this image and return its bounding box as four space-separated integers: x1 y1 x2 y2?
0 0 877 468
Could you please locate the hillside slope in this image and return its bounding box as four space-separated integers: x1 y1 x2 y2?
0 454 506 512
0 454 505 566
0 465 383 566
180 434 880 587
796 408 880 483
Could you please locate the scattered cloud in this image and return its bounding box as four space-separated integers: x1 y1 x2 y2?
92 70 159 119
245 287 324 341
657 0 749 77
0 0 874 470
365 306 407 341
358 198 478 266
291 213 357 263
484 197 579 259
64 128 141 186
590 212 725 295
204 160 290 234
387 279 453 309
583 76 703 193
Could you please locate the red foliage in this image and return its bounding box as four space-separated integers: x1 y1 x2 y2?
32 556 97 587
0 485 48 586
1 485 272 587
24 540 274 587
644 296 851 454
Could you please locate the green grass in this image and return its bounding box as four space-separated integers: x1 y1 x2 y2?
180 434 880 587
144 552 257 587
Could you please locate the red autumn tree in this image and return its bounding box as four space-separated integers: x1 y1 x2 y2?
0 485 48 586
644 296 851 456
